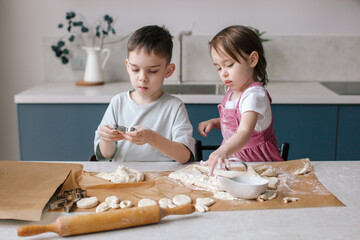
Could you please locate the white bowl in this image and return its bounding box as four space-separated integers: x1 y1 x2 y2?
218 176 269 199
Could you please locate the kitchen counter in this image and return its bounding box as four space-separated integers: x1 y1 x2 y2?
1 161 359 240
14 81 360 104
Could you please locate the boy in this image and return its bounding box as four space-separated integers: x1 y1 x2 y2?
94 25 195 163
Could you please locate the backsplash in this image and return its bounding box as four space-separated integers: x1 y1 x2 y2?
43 36 360 83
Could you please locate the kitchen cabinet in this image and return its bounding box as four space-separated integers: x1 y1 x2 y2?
17 103 358 161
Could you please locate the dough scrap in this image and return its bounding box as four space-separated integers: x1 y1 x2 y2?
138 199 157 207
293 162 312 175
257 190 277 202
96 165 144 183
195 204 209 213
76 196 98 209
264 176 279 190
96 202 110 213
105 196 120 204
120 200 133 209
283 197 300 203
173 195 192 206
158 198 176 208
196 198 215 207
255 165 277 177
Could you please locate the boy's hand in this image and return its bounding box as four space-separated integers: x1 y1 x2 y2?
122 126 152 145
198 119 218 137
99 124 125 142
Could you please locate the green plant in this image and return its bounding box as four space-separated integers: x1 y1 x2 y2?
254 28 270 42
51 11 116 64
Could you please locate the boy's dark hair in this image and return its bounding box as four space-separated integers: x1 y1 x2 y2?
209 25 268 86
127 25 173 64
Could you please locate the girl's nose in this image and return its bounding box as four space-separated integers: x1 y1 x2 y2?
220 69 228 78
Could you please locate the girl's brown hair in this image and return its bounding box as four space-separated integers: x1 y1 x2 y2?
209 25 268 86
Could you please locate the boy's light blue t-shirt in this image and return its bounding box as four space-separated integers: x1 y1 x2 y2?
94 91 195 162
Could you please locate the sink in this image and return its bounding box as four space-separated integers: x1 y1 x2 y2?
321 82 360 95
162 84 227 95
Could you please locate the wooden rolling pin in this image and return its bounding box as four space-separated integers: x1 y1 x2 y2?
18 204 195 237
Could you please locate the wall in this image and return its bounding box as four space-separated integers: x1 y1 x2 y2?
1 0 360 160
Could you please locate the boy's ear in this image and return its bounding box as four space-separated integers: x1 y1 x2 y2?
165 63 175 78
249 51 259 67
125 59 130 73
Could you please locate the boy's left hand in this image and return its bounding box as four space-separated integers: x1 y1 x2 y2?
122 126 153 145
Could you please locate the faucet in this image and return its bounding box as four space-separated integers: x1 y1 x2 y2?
178 30 192 84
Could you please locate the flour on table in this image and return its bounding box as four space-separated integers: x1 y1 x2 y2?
96 165 144 183
173 195 192 206
257 190 277 202
76 196 98 209
293 162 312 175
213 191 237 200
96 202 110 213
120 200 133 209
283 197 300 203
138 199 157 207
158 198 176 208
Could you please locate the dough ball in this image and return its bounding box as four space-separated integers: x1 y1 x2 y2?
96 165 144 183
196 198 215 207
173 195 192 206
138 199 157 207
158 198 176 208
96 202 110 213
120 200 133 209
105 196 120 204
76 196 99 209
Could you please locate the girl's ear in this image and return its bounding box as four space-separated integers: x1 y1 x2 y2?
249 51 259 68
165 63 175 78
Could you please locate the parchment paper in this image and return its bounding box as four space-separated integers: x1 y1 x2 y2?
0 161 83 221
60 158 344 213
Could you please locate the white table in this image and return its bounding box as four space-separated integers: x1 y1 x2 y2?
1 161 359 240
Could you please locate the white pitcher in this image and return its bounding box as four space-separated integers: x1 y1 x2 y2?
83 47 110 83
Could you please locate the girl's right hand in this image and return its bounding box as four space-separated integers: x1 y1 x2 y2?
201 148 229 176
198 119 217 137
98 124 125 142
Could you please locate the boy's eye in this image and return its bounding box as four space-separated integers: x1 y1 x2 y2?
131 68 139 72
148 70 158 74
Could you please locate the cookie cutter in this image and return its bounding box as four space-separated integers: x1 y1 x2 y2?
113 123 135 133
49 188 87 213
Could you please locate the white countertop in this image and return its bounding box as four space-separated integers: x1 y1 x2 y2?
14 81 360 104
1 161 359 240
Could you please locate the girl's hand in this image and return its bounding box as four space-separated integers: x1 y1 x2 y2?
99 124 125 142
201 148 230 176
198 119 219 137
122 126 152 145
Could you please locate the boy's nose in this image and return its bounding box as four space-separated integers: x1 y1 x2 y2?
139 72 148 82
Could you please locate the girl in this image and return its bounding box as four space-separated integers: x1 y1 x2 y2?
198 25 283 175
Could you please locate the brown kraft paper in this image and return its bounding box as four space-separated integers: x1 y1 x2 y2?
58 158 344 213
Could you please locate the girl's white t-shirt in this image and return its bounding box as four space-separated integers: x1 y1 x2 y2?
224 86 272 132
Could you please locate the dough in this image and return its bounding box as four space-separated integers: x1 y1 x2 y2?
195 198 215 213
96 202 110 213
76 196 98 209
105 196 120 204
169 164 243 192
283 197 300 203
158 198 176 208
196 198 215 207
195 204 209 213
264 177 279 190
173 195 192 206
138 199 157 207
293 162 312 175
120 200 133 209
96 165 144 183
257 190 277 202
213 191 236 200
255 165 277 177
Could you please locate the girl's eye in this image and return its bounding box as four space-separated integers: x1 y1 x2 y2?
227 63 234 68
217 67 222 71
